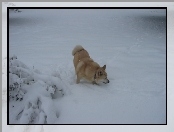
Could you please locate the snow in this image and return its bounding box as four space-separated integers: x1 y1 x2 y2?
2 2 174 132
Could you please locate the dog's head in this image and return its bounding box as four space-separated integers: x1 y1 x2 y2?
94 65 109 84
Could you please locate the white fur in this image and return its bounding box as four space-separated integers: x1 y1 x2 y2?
72 45 84 56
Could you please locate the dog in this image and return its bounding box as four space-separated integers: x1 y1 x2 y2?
72 45 109 85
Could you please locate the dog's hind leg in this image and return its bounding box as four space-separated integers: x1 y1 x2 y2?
76 73 81 84
76 76 80 84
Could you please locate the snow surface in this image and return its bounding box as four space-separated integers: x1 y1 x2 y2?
2 2 174 132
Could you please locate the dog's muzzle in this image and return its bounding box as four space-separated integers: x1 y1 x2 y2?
103 79 109 84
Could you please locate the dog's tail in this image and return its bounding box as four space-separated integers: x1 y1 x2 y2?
72 45 84 56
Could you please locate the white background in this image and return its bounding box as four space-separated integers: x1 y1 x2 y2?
2 2 174 132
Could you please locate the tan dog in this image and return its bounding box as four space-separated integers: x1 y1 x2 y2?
72 45 109 84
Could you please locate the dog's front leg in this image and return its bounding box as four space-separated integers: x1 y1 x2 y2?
92 81 98 85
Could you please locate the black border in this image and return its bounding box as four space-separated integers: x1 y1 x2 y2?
7 7 167 125
7 7 9 125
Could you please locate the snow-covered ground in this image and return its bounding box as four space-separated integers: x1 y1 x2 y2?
2 2 174 132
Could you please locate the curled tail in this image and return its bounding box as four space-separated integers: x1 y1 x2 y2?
72 45 84 56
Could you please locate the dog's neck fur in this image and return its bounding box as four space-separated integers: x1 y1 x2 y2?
94 69 99 82
94 72 97 80
93 72 97 85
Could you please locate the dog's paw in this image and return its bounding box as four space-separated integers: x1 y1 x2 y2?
92 81 99 85
76 80 80 84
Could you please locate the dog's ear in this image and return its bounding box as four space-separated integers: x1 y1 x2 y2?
102 65 106 70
